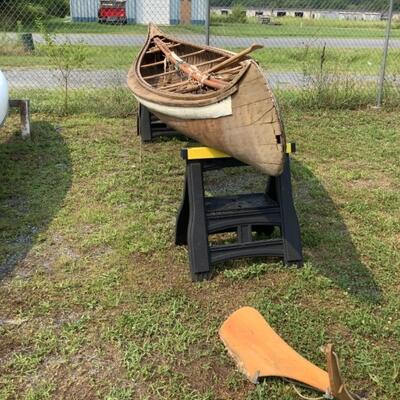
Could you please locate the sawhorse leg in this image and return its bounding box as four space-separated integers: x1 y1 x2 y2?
9 99 31 139
186 161 212 281
137 104 152 142
276 155 303 266
175 174 189 246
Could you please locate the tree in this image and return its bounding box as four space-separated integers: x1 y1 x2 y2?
37 21 88 115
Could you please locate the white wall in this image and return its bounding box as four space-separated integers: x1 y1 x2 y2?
136 0 170 24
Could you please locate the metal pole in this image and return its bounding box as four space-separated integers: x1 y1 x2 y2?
376 0 394 107
205 0 210 45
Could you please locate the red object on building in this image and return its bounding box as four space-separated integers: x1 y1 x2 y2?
98 0 127 24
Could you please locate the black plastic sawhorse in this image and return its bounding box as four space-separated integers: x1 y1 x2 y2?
137 104 182 142
175 147 303 281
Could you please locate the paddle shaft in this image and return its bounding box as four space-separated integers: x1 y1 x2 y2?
153 37 227 90
206 44 263 74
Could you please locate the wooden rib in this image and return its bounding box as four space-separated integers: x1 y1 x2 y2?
143 57 228 81
181 49 207 59
197 56 226 68
160 80 192 90
214 65 243 76
141 49 207 69
146 42 180 54
152 37 227 90
144 70 183 80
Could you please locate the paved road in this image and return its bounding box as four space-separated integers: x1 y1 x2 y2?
7 32 400 49
4 68 308 89
4 68 382 90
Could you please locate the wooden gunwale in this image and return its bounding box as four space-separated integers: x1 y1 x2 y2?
131 24 249 105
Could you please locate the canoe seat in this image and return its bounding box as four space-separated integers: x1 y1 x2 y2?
176 144 302 282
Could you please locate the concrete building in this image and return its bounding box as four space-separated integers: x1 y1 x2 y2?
211 6 384 21
70 0 207 25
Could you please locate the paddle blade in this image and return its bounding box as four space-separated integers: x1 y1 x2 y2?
219 307 330 392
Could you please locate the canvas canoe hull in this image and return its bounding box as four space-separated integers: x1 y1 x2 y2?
132 62 285 176
127 24 285 176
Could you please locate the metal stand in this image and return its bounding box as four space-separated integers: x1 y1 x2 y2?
9 99 31 139
176 149 303 282
137 104 182 142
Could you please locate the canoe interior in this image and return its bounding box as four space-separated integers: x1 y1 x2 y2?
140 37 245 95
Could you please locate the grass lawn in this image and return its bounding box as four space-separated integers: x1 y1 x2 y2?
27 17 400 38
0 95 399 399
2 43 400 79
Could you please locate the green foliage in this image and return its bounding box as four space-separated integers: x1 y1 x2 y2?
227 4 247 23
11 88 137 117
0 0 70 29
37 20 88 114
22 3 47 21
0 33 26 56
41 0 70 17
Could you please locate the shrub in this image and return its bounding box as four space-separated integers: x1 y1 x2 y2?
24 3 47 22
41 0 70 18
210 12 229 24
227 4 247 23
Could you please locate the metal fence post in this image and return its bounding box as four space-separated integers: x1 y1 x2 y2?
205 0 210 46
376 0 394 107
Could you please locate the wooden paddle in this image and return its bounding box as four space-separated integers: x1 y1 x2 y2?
206 43 263 74
219 307 363 400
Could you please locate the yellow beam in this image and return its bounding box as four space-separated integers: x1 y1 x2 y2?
184 143 296 160
285 143 296 154
186 147 230 160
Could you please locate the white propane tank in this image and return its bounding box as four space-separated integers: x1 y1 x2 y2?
0 70 9 126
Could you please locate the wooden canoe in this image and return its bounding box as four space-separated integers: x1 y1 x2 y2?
127 24 285 176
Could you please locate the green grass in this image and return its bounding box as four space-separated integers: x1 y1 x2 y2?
0 44 140 70
2 41 400 80
6 16 400 38
0 92 399 398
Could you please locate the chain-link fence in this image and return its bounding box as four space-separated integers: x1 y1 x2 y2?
1 0 399 111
